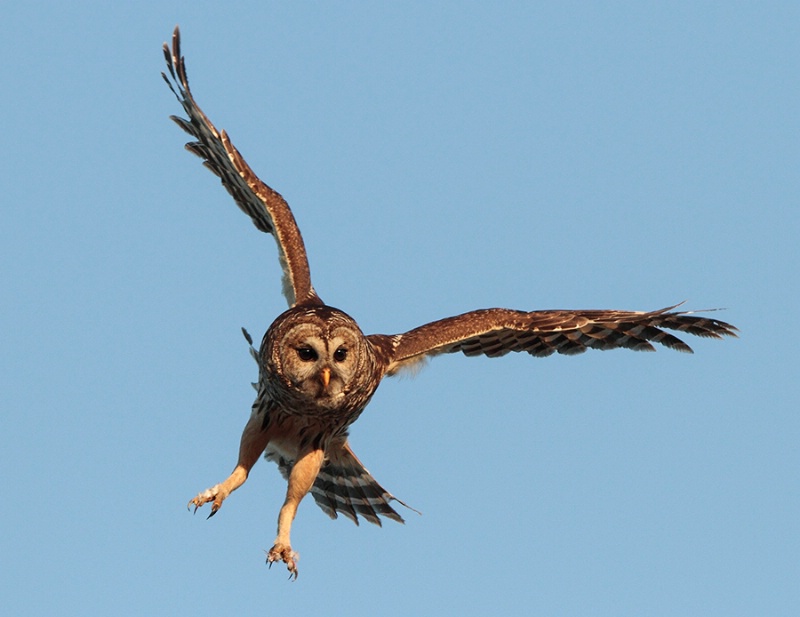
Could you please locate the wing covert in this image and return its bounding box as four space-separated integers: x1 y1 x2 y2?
162 26 319 307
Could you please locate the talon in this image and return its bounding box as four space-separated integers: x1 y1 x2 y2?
188 485 227 517
265 544 299 579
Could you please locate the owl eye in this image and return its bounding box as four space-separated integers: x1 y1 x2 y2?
296 346 318 362
333 347 348 362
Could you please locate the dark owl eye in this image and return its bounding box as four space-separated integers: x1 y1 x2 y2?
296 346 317 362
333 347 348 362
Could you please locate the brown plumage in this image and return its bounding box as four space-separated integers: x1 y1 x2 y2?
163 26 737 578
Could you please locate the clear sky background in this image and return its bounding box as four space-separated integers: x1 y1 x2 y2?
2 2 797 615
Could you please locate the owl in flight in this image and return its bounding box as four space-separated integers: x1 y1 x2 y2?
162 26 736 578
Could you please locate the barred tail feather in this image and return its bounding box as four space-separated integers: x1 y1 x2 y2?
310 442 417 526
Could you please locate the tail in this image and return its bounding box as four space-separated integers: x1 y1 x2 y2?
310 440 419 526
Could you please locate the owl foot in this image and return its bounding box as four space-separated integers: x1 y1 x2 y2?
266 543 299 580
187 484 228 518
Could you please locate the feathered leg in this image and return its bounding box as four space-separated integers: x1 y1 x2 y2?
188 408 270 516
266 447 325 579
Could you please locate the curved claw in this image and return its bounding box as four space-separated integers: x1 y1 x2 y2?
187 486 226 517
265 545 299 580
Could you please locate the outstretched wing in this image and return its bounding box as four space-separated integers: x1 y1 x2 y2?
370 304 737 375
162 26 319 307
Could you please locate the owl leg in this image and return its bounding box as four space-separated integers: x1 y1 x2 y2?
188 409 270 516
266 447 325 579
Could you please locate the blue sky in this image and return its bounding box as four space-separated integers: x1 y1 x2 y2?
2 2 797 615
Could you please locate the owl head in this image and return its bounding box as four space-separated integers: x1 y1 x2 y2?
262 305 379 410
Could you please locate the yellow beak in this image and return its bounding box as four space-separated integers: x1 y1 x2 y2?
320 367 331 390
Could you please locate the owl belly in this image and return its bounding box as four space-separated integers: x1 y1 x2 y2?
262 400 361 459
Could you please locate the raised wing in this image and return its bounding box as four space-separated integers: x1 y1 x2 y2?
162 26 319 307
371 304 737 375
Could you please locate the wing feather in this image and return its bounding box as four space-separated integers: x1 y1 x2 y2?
373 304 737 374
162 26 319 307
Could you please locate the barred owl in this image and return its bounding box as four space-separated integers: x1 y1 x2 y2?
162 26 737 578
